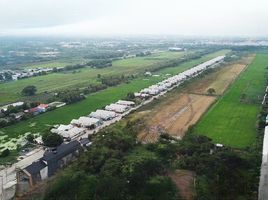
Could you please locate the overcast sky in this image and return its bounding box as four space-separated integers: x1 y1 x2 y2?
0 0 267 37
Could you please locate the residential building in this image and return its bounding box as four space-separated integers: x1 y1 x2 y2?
0 102 24 112
71 117 102 128
37 104 49 112
17 141 82 193
116 100 135 106
89 109 117 121
105 103 129 113
51 125 85 139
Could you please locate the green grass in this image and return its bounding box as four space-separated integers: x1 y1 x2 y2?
194 53 268 148
0 51 189 105
0 150 19 165
1 50 229 141
0 77 162 139
24 61 70 69
21 57 91 69
0 50 228 105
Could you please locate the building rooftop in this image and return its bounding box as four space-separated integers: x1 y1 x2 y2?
25 160 47 175
79 138 91 146
38 104 49 109
42 140 81 162
116 100 135 106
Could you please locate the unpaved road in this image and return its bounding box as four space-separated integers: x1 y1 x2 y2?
168 170 195 200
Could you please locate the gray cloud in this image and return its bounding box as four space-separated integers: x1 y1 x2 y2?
0 0 267 36
0 0 125 29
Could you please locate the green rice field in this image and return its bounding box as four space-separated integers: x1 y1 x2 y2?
194 53 268 148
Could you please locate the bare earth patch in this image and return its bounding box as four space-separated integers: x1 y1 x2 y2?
138 94 215 143
168 170 195 200
187 55 255 95
188 63 247 95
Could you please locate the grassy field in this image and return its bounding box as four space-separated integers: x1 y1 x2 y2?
20 57 91 69
0 51 188 105
0 77 161 142
194 53 268 148
0 49 229 143
24 61 71 69
0 50 229 105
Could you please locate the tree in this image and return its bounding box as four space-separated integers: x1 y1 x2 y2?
57 90 85 104
3 72 12 81
0 148 10 157
26 134 34 143
52 67 58 72
6 105 20 114
21 85 37 96
207 88 216 95
140 176 178 200
42 131 63 147
0 118 9 128
126 92 135 100
240 93 246 102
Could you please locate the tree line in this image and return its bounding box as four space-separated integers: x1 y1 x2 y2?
43 115 260 200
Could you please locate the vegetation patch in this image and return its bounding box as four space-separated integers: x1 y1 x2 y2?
194 53 268 148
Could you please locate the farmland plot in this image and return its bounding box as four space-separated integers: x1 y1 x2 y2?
194 53 268 148
136 55 253 143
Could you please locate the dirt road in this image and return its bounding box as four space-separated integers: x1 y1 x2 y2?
168 170 195 200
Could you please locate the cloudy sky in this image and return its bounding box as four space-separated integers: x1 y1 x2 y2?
0 0 267 37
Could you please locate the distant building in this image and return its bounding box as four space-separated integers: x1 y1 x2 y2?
134 92 149 98
105 103 129 113
0 102 24 112
144 71 152 76
37 104 49 112
116 100 135 106
25 104 49 115
27 107 41 115
48 101 66 108
168 47 183 52
34 136 43 145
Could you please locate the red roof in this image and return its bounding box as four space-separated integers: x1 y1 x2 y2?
29 107 40 113
38 104 49 109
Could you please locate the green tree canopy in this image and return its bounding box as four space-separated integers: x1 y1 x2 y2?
21 85 37 96
42 131 63 147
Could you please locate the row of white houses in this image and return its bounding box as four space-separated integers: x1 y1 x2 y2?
36 55 225 143
136 55 225 97
46 100 136 140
